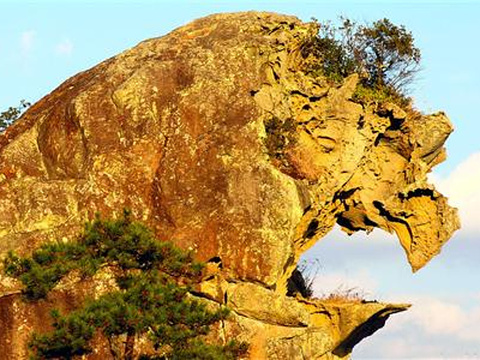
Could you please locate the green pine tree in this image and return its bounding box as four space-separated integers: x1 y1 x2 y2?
4 210 247 359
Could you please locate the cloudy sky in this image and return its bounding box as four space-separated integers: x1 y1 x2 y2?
1 0 479 358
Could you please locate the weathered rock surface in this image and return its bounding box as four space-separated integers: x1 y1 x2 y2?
0 12 459 359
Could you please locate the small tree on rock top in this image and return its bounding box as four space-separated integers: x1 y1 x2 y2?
302 17 421 105
0 99 30 132
354 18 421 91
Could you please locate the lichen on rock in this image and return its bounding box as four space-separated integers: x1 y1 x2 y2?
0 11 459 359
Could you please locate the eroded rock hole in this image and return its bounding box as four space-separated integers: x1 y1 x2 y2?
207 256 223 269
304 219 319 239
336 212 378 233
386 116 404 131
357 115 365 130
398 188 435 200
374 134 384 146
309 95 324 102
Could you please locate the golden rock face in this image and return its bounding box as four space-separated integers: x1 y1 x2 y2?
0 12 458 359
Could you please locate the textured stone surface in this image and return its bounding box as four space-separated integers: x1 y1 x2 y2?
0 12 459 359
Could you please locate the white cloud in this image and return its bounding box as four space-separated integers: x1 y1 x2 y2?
408 297 468 336
371 337 442 359
383 294 480 341
430 151 480 236
460 305 480 342
20 30 35 54
55 38 73 56
356 294 480 358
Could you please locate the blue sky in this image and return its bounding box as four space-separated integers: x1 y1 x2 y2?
1 1 479 357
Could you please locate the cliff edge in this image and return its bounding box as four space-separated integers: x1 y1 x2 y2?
0 12 459 359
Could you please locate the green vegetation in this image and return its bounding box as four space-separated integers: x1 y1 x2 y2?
302 17 421 107
351 83 411 109
0 99 31 132
264 116 297 164
4 211 247 359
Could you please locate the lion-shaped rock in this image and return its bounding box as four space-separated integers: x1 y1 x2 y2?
0 12 459 359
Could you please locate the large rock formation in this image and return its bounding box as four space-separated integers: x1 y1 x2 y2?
0 12 459 359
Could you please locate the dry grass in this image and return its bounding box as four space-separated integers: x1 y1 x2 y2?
317 285 369 304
